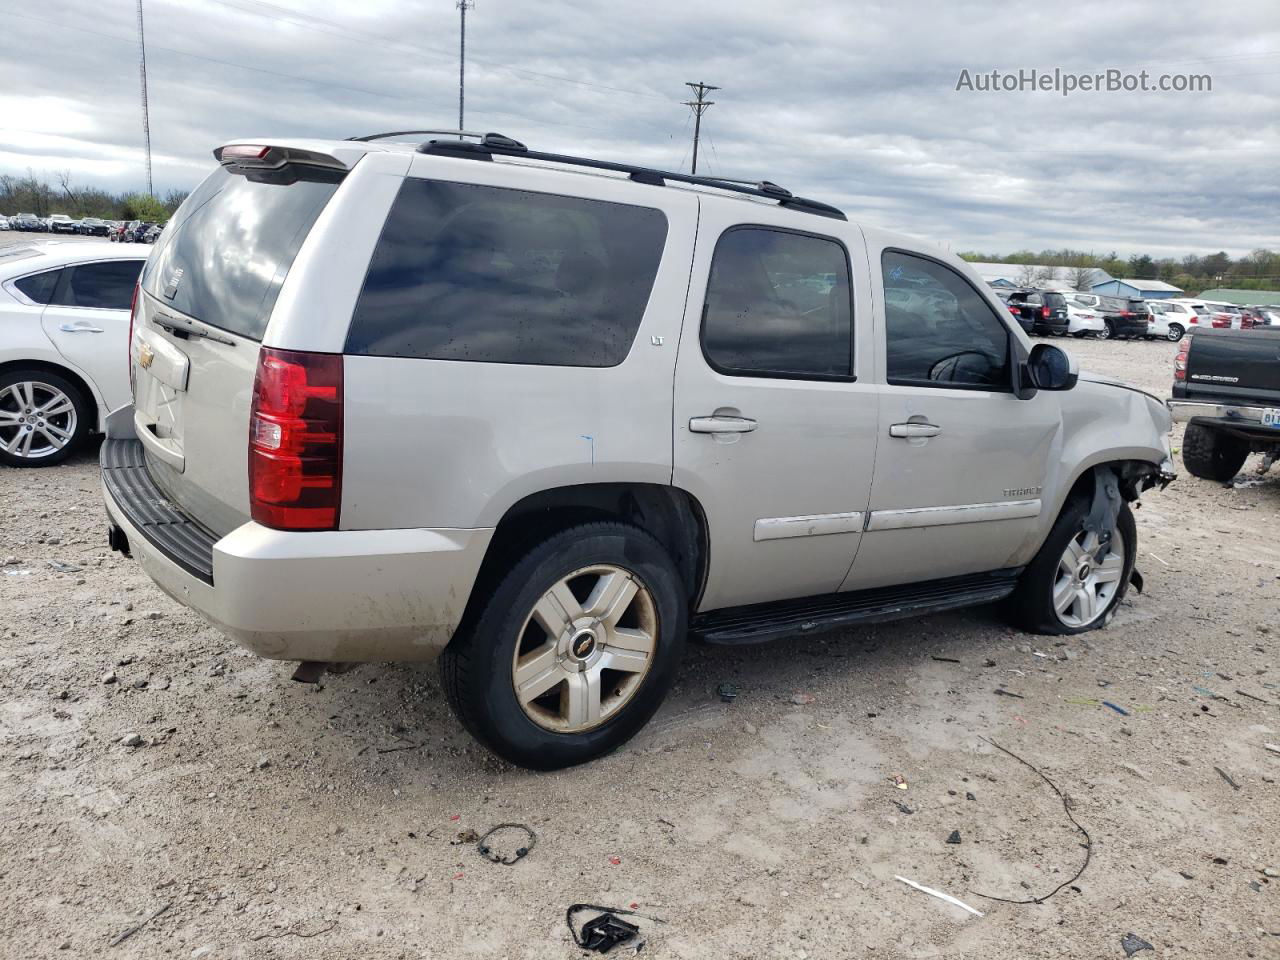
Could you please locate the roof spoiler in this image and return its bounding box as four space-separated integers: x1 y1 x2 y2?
213 143 348 175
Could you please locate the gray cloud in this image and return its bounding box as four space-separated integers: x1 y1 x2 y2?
2 0 1277 257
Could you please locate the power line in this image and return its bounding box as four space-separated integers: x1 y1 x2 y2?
682 81 718 176
136 0 153 197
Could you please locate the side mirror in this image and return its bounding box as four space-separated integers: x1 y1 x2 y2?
1026 343 1078 391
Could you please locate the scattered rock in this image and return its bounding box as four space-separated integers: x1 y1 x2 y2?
132 678 148 689
256 757 271 770
102 671 117 685
191 947 215 959
1121 933 1153 957
121 733 143 748
945 830 961 845
209 661 227 677
965 792 976 801
143 611 164 621
1262 867 1280 878
47 560 81 573
790 693 815 705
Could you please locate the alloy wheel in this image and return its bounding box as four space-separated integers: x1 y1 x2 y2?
0 381 78 460
511 564 658 733
1053 526 1125 628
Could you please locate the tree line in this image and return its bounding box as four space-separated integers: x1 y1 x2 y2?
0 170 188 223
958 247 1280 295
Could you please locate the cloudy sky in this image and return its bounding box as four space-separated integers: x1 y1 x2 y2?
2 0 1277 257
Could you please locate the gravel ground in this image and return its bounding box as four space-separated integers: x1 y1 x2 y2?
2 334 1278 959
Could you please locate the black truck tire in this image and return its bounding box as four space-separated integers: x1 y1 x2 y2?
1182 421 1248 481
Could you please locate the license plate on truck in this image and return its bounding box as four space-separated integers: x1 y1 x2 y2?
1263 408 1280 428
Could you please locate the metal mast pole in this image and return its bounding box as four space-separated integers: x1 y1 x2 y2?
137 0 153 196
682 81 719 175
458 1 475 134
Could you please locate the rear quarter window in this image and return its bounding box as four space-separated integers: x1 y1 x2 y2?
346 179 668 367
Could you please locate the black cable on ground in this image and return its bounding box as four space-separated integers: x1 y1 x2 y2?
970 735 1092 905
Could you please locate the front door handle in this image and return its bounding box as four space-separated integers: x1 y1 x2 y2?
889 422 941 439
59 323 105 333
690 415 757 434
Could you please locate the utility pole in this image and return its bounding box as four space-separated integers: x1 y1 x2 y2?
682 81 719 175
458 0 475 134
137 0 153 196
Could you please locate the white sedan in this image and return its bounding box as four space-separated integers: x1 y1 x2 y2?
1065 297 1105 337
0 242 146 466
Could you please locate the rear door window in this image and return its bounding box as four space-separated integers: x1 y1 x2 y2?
142 165 342 341
347 179 669 366
12 268 62 304
54 260 144 310
701 227 853 378
1044 293 1066 308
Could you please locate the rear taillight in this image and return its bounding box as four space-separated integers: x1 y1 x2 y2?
1173 342 1189 381
1041 305 1051 319
248 347 343 531
1119 310 1132 317
128 282 140 394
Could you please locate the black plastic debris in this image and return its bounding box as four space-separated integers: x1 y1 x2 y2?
946 830 962 845
568 904 646 954
476 823 536 865
716 683 738 703
1120 932 1153 957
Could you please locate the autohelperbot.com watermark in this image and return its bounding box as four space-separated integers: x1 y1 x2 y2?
955 68 1211 96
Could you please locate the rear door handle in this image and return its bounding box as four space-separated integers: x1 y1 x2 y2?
690 415 757 434
889 422 941 439
59 323 104 333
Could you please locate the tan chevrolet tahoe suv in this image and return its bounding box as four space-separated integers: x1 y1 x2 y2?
102 131 1174 768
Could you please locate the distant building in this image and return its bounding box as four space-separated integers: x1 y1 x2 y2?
1196 288 1280 306
1090 278 1183 299
966 262 1112 292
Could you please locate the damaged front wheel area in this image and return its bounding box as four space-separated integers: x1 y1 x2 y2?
1009 492 1137 635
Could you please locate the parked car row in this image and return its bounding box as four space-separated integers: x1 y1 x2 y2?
1 214 164 242
993 286 1278 343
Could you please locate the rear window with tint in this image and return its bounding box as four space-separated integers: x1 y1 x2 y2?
141 165 341 341
55 260 144 310
1043 293 1066 307
346 179 668 366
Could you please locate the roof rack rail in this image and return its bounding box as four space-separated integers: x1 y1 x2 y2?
414 133 845 220
347 129 523 144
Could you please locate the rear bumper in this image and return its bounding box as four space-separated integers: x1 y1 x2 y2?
102 436 493 662
1167 400 1280 443
1032 319 1069 334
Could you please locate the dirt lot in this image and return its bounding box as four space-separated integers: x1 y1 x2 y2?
2 335 1278 959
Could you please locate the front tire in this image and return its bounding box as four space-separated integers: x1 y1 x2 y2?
0 370 91 467
1182 421 1248 481
440 522 687 769
1100 321 1113 340
1010 494 1136 635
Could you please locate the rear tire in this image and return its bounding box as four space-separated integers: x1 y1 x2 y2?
1182 421 1248 481
0 369 91 468
1167 323 1184 342
440 521 687 769
1100 321 1114 340
1010 495 1136 635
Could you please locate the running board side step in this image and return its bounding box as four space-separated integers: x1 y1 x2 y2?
690 569 1022 645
